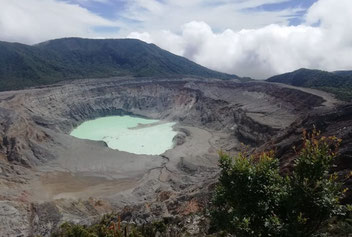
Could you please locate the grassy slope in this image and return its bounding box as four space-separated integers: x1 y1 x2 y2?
267 68 352 101
0 38 237 91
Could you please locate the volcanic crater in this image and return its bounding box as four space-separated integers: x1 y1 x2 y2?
0 76 342 236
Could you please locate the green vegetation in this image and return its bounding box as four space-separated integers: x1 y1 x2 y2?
0 38 237 91
211 129 350 236
267 68 352 101
316 87 352 102
52 214 181 237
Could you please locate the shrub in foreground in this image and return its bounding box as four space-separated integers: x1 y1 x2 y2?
211 130 348 236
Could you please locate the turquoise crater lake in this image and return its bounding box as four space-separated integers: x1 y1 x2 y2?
70 116 178 155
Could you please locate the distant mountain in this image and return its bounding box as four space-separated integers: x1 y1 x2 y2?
267 68 352 101
333 70 352 78
0 38 237 91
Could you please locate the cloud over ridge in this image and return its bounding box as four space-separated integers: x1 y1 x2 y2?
129 0 352 78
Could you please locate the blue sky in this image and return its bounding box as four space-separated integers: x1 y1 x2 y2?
248 0 318 25
62 0 127 19
56 0 319 35
63 0 318 20
0 0 322 43
254 0 317 11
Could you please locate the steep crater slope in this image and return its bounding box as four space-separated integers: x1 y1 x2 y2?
0 77 332 236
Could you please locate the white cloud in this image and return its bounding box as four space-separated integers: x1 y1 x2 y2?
119 0 300 35
128 0 352 78
0 0 120 44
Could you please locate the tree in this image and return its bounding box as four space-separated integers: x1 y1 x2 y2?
211 129 346 237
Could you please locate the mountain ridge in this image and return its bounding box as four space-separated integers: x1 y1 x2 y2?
267 68 352 101
0 37 238 91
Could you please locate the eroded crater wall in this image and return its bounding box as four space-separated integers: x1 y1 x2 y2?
0 77 331 236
